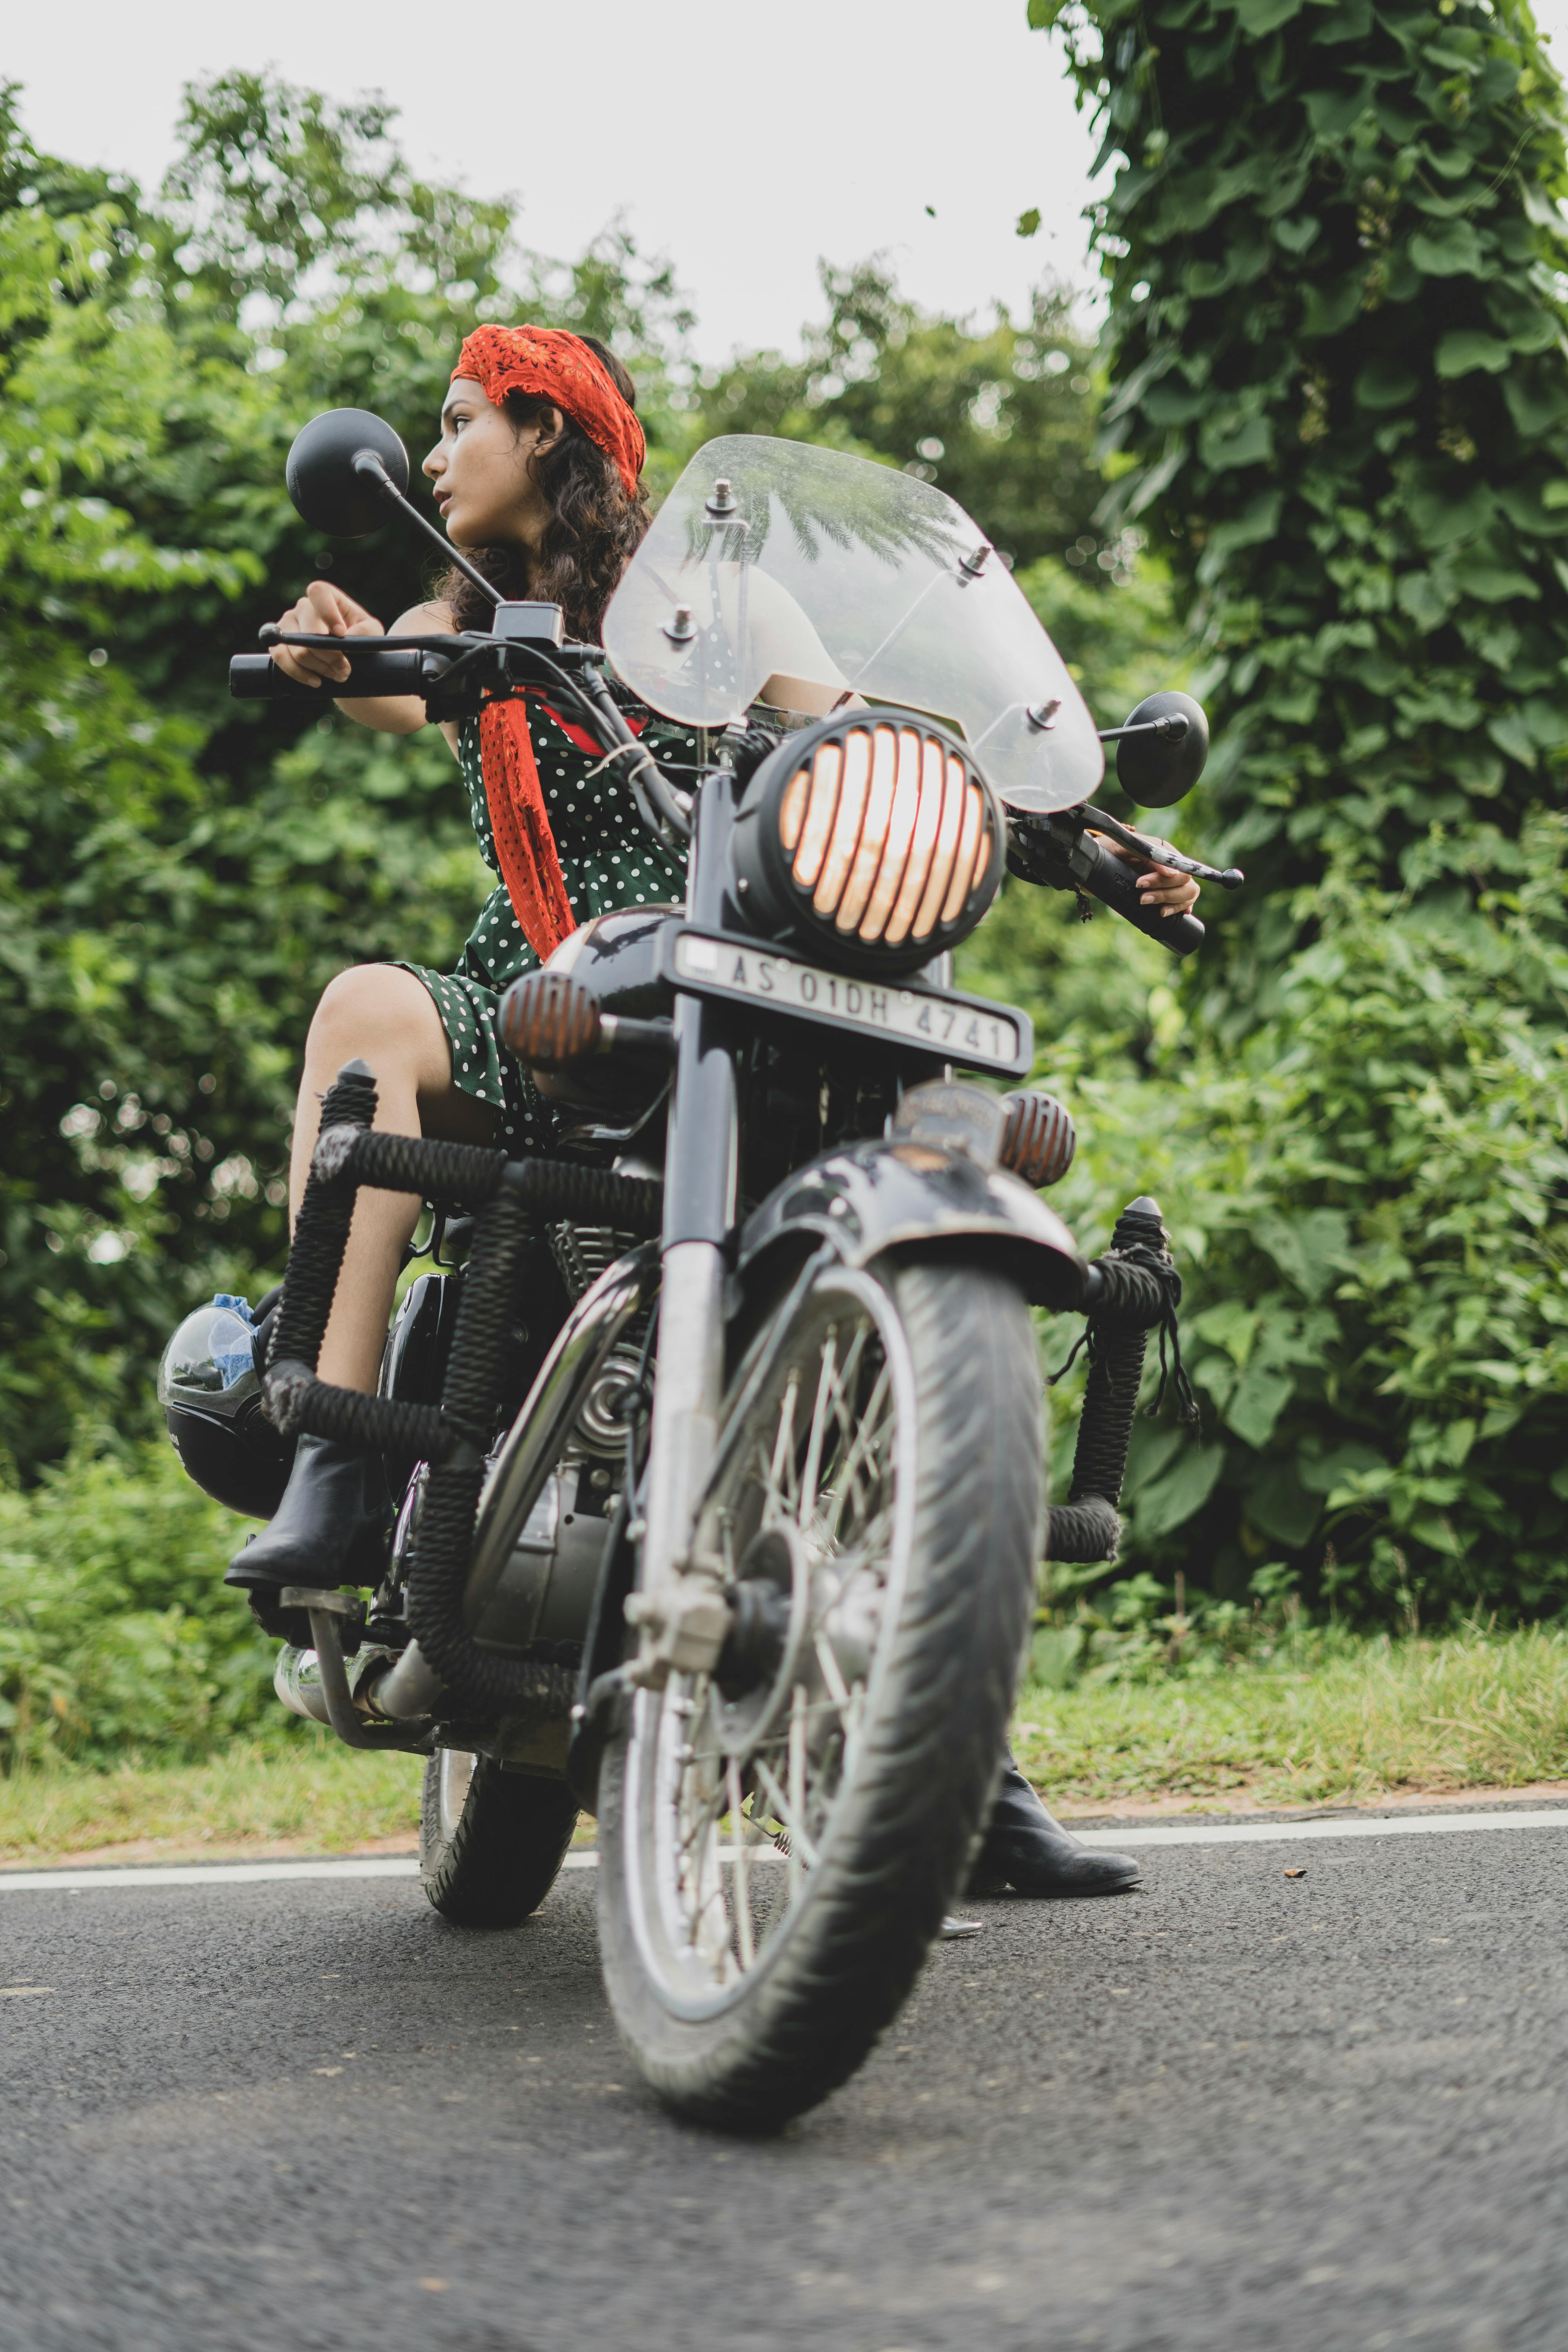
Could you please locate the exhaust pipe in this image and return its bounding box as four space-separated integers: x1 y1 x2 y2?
274 1644 331 1726
359 1639 444 1721
273 1641 412 1727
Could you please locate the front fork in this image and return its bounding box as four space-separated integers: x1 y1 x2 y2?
627 761 745 1685
627 991 739 1683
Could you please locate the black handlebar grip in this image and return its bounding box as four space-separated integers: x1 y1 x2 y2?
228 649 434 702
229 654 319 701
1076 833 1207 957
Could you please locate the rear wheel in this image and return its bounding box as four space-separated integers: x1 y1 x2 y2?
419 1749 579 1927
597 1254 1044 2130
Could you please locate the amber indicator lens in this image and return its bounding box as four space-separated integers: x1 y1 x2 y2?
777 722 995 947
998 1089 1076 1188
498 970 603 1067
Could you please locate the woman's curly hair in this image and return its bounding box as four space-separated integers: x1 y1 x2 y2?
437 335 651 642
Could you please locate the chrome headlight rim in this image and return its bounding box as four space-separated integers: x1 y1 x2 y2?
730 711 1005 978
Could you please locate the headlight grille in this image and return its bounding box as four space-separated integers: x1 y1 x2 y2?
775 721 997 950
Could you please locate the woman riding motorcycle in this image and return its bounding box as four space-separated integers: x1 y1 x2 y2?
228 322 1197 1896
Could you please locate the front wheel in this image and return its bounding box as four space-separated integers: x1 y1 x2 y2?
597 1254 1045 2131
419 1750 578 1927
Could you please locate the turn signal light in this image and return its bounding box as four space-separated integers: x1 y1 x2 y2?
498 967 675 1083
498 971 603 1067
998 1090 1076 1188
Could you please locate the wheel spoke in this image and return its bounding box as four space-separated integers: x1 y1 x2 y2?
642 1279 904 1996
822 1364 893 1544
751 1750 821 1874
799 1325 842 1527
813 1628 852 1713
726 1756 755 1972
764 1367 801 1524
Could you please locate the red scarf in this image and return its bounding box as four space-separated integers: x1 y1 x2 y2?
478 697 649 963
479 699 578 964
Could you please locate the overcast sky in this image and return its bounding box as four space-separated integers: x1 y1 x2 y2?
8 0 1102 360
15 0 1567 363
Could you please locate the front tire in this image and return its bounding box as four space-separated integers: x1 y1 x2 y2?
419 1749 578 1927
597 1254 1045 2130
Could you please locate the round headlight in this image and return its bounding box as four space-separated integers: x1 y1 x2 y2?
731 713 1004 976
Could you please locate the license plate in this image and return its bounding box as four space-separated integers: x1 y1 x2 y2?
666 929 1031 1078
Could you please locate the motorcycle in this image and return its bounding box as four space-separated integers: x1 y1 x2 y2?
160 409 1242 2130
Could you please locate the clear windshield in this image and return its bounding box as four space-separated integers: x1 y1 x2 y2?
602 435 1103 813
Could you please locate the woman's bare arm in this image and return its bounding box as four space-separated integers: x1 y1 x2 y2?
268 581 461 755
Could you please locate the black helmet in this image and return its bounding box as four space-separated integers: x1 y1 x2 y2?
158 1292 294 1519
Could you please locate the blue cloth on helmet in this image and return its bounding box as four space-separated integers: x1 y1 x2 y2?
209 1295 258 1390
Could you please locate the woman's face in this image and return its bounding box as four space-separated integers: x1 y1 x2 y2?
423 379 561 549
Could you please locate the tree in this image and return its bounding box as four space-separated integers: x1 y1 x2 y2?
1015 0 1568 1620
0 74 696 1476
692 257 1107 569
1027 0 1568 1002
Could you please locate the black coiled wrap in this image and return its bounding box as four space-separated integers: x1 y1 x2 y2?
405 1188 576 1715
264 1061 378 1383
314 1123 662 1233
256 1061 657 1715
1044 1198 1195 1566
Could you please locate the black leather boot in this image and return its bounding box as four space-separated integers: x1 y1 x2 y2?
225 1433 386 1634
966 1753 1140 1897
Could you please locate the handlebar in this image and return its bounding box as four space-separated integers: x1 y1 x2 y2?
229 649 447 702
1070 830 1207 956
229 624 693 848
1005 809 1208 956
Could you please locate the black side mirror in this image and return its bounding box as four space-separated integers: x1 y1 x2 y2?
285 408 410 537
1114 691 1209 808
282 408 502 611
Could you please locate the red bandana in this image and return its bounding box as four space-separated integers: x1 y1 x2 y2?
452 325 645 498
475 697 648 966
478 700 578 965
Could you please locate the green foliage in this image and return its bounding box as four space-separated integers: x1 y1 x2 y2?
992 818 1568 1624
0 75 691 1475
0 1436 278 1766
1014 0 1568 1621
1025 1561 1345 1686
1027 0 1568 984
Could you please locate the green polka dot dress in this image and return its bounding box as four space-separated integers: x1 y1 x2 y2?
396 701 694 1153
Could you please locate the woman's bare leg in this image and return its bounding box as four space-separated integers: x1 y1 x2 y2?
289 965 496 1392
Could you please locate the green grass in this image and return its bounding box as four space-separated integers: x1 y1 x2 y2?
1013 1626 1568 1811
5 1630 1568 1865
0 1736 425 1866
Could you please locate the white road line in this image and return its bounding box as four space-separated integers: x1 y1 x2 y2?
0 1808 1566 1891
0 1858 425 1892
1073 1808 1568 1849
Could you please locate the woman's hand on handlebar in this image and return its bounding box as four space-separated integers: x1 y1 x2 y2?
1093 833 1201 919
269 582 384 688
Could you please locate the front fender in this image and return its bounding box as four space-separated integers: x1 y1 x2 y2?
735 1138 1088 1312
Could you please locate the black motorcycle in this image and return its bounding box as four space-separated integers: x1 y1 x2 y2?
160 412 1239 2130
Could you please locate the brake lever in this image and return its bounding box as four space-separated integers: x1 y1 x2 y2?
1078 803 1245 891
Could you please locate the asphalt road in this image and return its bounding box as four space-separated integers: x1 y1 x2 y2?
2 1819 1566 2352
